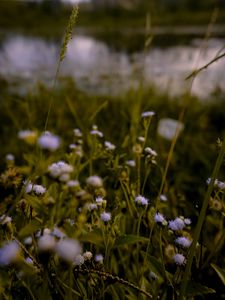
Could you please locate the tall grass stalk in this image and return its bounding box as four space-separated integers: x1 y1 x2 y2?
44 6 78 131
179 135 225 299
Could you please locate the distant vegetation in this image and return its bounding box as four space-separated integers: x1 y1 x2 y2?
0 0 225 37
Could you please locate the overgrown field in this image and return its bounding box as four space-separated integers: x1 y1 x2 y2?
0 78 225 299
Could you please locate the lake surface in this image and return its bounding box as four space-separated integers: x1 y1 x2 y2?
0 30 225 98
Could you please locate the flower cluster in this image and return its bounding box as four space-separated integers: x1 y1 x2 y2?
48 161 74 182
37 131 61 151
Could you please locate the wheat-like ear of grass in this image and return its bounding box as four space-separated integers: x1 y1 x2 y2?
44 5 79 131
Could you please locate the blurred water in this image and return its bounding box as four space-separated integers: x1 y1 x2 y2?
0 33 224 98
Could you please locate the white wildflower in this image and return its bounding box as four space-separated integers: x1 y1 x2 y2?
157 118 184 141
38 235 56 252
69 144 77 149
86 175 103 188
145 147 157 157
23 237 32 245
55 238 82 263
135 195 149 206
73 128 82 137
52 227 66 239
126 160 136 167
37 132 61 151
175 237 192 248
141 111 155 118
0 215 12 225
104 141 116 151
73 254 85 266
0 241 20 266
86 203 98 211
218 181 225 190
48 161 74 179
18 130 37 144
6 154 15 161
83 251 93 261
59 173 70 182
33 184 46 195
96 196 104 204
90 125 103 138
24 181 33 194
168 217 185 231
95 254 103 263
160 194 167 202
154 213 167 225
173 253 186 265
149 271 158 279
138 136 145 143
67 180 79 188
184 218 191 225
25 257 33 264
100 212 111 222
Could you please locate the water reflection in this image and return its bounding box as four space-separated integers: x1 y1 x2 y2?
0 33 224 98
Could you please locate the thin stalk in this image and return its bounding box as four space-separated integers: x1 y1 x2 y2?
179 135 225 299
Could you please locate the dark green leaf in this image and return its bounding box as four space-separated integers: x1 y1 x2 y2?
19 220 42 237
211 263 225 286
185 281 216 296
114 234 149 247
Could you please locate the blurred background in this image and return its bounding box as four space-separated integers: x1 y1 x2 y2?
0 0 225 98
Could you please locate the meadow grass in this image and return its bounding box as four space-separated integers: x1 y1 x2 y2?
0 5 225 300
0 78 225 299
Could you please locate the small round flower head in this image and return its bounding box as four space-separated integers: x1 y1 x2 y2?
86 175 103 188
173 253 186 265
37 132 61 151
48 161 74 178
104 141 116 151
38 235 56 252
96 196 104 205
24 181 33 194
73 254 85 266
18 130 37 144
25 257 33 264
52 226 67 239
175 237 192 248
69 143 77 150
145 147 157 157
90 125 103 138
33 184 46 195
160 194 167 202
168 217 185 231
6 154 15 161
157 118 184 141
138 136 145 143
83 251 93 261
154 213 167 225
95 254 103 263
135 195 149 206
86 203 98 211
0 215 12 225
67 180 79 188
184 218 191 226
126 160 136 167
55 238 82 263
0 241 20 266
73 128 82 137
100 212 111 222
149 271 158 280
218 181 225 190
23 236 32 245
59 173 70 182
141 111 155 118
